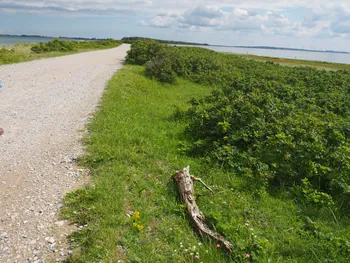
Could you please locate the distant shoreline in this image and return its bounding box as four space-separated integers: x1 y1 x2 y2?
210 44 350 55
1 34 349 54
0 34 106 41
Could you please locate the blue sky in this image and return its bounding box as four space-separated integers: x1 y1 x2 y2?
1 0 350 51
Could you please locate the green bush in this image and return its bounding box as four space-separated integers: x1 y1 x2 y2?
31 39 121 53
31 39 75 53
125 39 164 65
186 80 350 205
74 38 121 49
145 56 177 83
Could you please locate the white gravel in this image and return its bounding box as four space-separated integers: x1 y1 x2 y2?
0 44 130 263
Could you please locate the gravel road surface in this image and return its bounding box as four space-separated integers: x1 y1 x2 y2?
0 44 130 262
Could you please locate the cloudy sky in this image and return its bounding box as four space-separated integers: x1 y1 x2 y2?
1 0 350 51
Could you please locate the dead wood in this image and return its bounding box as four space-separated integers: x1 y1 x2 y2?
172 166 234 253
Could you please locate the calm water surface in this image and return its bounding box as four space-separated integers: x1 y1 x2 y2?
174 44 350 65
0 35 54 45
202 46 350 65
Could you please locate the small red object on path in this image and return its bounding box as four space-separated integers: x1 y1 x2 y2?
0 128 4 135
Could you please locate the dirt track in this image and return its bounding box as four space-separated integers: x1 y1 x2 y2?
0 44 130 262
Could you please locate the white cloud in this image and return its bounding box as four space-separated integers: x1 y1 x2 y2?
138 3 350 38
142 6 311 37
189 5 224 19
142 15 175 28
180 6 224 27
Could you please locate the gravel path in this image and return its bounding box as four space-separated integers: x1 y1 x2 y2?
0 44 130 263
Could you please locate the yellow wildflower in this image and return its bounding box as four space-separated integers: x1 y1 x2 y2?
132 211 140 221
133 223 144 231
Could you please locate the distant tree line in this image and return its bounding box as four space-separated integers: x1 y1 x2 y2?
121 37 209 46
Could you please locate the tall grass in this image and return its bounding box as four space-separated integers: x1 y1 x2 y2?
0 45 27 64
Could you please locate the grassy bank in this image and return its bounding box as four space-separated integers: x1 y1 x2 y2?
0 39 122 65
62 65 350 262
239 54 350 71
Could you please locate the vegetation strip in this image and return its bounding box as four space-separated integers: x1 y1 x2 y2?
0 39 121 65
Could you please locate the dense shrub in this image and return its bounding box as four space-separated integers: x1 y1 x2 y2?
31 39 75 53
74 38 121 49
31 39 121 53
145 56 177 83
186 83 350 202
126 40 350 205
125 39 164 65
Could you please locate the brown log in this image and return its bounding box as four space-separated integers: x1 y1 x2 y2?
172 166 234 253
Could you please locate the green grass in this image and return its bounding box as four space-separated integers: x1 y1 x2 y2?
62 66 350 262
0 41 121 65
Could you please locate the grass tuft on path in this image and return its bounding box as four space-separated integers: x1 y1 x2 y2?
62 65 350 263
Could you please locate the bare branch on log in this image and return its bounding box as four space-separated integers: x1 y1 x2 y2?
191 176 215 194
172 166 234 253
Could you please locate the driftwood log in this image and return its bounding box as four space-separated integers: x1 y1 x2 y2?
172 166 234 253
